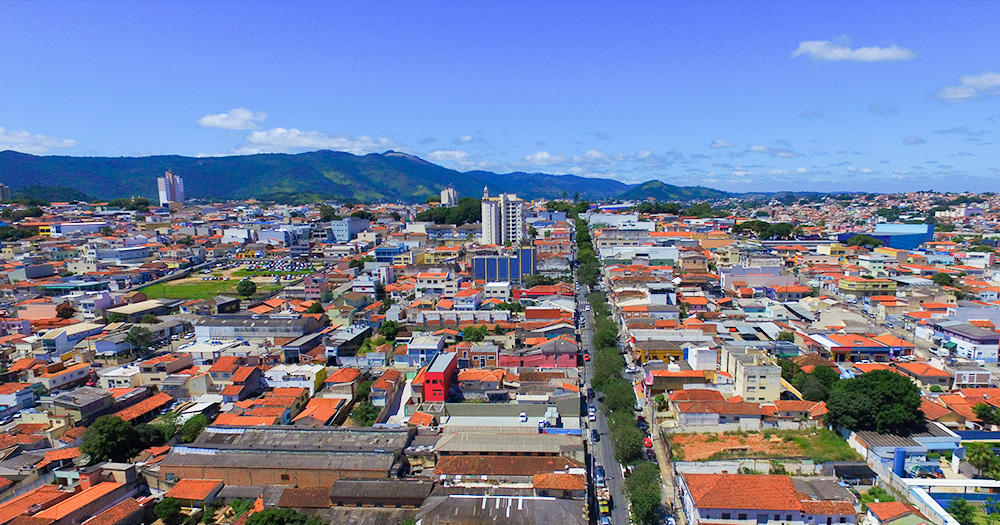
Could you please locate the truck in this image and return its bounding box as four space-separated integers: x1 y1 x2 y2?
597 487 612 515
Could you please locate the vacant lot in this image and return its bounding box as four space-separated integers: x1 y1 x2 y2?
140 279 282 301
669 429 860 462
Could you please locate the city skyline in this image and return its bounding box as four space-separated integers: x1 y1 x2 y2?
2 1 999 193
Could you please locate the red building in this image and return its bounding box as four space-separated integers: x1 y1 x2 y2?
424 351 458 402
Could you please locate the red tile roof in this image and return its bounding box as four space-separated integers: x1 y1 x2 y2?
0 485 68 525
533 473 586 491
81 497 142 525
684 474 803 510
164 479 223 501
113 392 173 422
867 501 915 522
35 483 123 520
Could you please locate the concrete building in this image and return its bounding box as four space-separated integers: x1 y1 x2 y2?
157 170 185 206
329 218 370 242
480 187 525 245
721 347 782 403
441 186 458 206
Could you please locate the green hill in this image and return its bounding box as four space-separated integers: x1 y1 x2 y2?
0 150 633 204
617 180 730 201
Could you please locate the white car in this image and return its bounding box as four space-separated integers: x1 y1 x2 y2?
519 411 528 422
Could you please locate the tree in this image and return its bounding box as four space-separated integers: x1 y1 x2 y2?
931 272 955 287
462 324 488 342
140 314 161 324
527 225 538 240
825 370 924 434
624 461 662 525
948 498 978 525
846 234 884 249
180 414 209 443
81 415 141 463
379 320 400 340
318 204 336 221
966 442 999 477
976 403 1000 426
778 358 803 382
230 499 254 518
155 498 182 524
610 417 644 465
135 423 166 448
55 302 76 319
810 365 841 390
107 312 128 323
126 326 154 355
777 331 795 342
654 394 668 412
236 279 257 298
245 509 323 525
304 301 325 314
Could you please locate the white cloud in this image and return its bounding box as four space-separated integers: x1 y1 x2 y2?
846 166 880 174
767 169 790 176
0 126 77 154
456 135 473 143
746 145 800 158
522 151 568 166
426 149 475 166
903 136 926 145
236 128 399 155
635 149 653 159
937 72 1000 103
197 108 267 130
868 102 899 115
800 110 825 118
792 40 916 62
710 139 734 149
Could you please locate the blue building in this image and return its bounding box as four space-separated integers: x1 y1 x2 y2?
838 223 934 250
374 243 409 263
471 247 536 283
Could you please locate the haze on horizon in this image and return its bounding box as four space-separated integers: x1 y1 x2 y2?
1 0 998 194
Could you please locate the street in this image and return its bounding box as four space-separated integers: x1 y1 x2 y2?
578 283 631 525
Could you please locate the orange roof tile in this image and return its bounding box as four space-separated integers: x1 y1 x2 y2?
164 479 224 501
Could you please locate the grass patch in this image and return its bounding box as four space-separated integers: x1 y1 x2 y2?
140 280 283 300
791 428 861 463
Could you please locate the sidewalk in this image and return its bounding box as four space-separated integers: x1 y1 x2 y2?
645 403 685 525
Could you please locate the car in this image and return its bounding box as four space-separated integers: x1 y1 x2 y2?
519 411 528 422
601 517 612 525
667 517 677 525
644 437 653 448
591 429 600 442
595 465 606 482
583 353 591 362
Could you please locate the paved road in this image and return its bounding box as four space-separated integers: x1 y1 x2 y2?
578 284 630 525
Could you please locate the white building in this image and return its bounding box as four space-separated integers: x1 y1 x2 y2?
480 187 525 245
157 170 185 206
441 186 458 206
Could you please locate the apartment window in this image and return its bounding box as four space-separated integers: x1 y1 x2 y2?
775 515 781 520
722 514 731 520
738 514 747 520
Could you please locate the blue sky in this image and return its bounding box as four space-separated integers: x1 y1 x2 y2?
1 0 999 193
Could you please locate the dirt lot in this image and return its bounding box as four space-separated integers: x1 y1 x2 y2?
670 432 801 460
668 429 860 462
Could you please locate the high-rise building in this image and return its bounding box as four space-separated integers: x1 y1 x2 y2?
0 183 11 201
480 186 525 245
441 186 458 206
157 170 185 206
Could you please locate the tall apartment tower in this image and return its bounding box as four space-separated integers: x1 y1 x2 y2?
441 186 458 206
480 186 525 245
157 170 185 206
0 183 11 201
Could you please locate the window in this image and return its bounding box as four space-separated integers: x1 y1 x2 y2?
281 474 290 481
738 514 747 520
722 514 731 520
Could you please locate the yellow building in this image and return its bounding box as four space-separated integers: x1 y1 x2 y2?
837 277 897 297
817 243 847 258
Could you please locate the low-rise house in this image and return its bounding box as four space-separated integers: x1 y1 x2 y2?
371 370 404 407
679 473 856 525
323 367 362 397
893 362 952 390
264 364 327 396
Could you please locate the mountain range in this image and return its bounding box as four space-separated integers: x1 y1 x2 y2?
0 149 730 204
